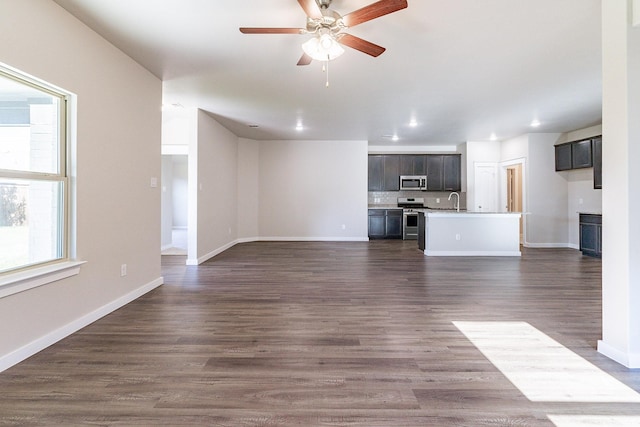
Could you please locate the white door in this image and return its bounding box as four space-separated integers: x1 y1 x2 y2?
474 163 498 212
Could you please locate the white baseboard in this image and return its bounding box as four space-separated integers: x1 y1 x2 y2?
523 242 572 249
0 277 164 373
185 236 369 265
424 250 521 257
237 236 259 244
257 236 369 242
598 340 640 368
186 240 238 265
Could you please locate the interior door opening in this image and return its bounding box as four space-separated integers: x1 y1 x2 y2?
506 164 523 244
161 154 188 255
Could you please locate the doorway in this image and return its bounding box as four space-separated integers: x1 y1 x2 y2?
474 163 498 212
506 164 523 243
161 154 188 255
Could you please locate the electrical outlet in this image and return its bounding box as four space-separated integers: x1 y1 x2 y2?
120 264 127 277
436 198 440 203
455 234 461 241
341 224 346 230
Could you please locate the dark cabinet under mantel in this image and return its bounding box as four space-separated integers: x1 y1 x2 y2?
579 213 602 258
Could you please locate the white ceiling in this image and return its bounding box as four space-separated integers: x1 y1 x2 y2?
53 0 602 145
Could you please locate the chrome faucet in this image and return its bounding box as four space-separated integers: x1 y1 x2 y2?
448 192 460 212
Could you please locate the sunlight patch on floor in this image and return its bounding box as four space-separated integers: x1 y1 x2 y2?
453 321 640 403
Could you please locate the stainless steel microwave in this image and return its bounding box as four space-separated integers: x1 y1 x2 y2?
400 175 427 191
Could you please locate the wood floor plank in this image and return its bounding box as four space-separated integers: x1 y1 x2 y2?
1 241 638 426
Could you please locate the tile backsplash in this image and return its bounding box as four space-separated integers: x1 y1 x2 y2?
368 191 467 210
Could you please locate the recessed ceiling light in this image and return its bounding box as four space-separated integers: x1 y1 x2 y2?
295 123 304 131
409 118 418 127
392 135 399 142
490 133 497 141
530 119 541 127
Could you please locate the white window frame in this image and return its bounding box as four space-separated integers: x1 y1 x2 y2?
0 63 82 298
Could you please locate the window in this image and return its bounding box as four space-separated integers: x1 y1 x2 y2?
0 66 68 276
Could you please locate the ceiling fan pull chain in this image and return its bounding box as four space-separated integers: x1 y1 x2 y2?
325 56 330 87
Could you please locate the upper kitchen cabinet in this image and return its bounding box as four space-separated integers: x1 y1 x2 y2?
554 135 602 188
426 155 444 191
368 154 461 192
592 136 602 189
400 155 427 176
555 143 573 171
368 155 400 191
555 138 594 171
368 155 384 191
572 139 593 169
443 155 461 191
426 154 462 192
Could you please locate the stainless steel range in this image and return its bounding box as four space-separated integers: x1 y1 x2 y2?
397 197 424 240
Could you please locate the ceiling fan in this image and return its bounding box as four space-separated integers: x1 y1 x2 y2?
239 0 408 66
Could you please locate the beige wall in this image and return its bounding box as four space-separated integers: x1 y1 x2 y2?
237 138 260 240
258 140 368 240
0 1 162 365
599 0 640 367
526 133 567 246
191 110 239 264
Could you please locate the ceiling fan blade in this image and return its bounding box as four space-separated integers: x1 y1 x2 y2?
297 53 313 66
337 33 386 57
239 27 305 34
341 0 408 28
298 0 323 19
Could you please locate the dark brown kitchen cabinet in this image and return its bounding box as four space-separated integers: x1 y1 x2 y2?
555 138 594 171
368 209 402 239
368 155 400 191
383 155 400 191
367 209 386 238
385 209 403 238
572 139 593 169
426 154 461 192
555 143 573 171
400 155 427 176
555 136 602 188
592 136 602 189
426 155 444 191
443 154 461 191
368 154 461 192
368 155 384 191
579 213 601 258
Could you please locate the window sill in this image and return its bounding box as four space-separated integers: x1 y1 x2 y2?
0 261 86 299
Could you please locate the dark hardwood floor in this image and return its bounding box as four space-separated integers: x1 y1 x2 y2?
1 241 638 426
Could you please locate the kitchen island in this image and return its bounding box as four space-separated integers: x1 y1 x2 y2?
418 210 522 256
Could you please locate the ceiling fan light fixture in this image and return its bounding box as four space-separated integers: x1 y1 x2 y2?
302 33 344 61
